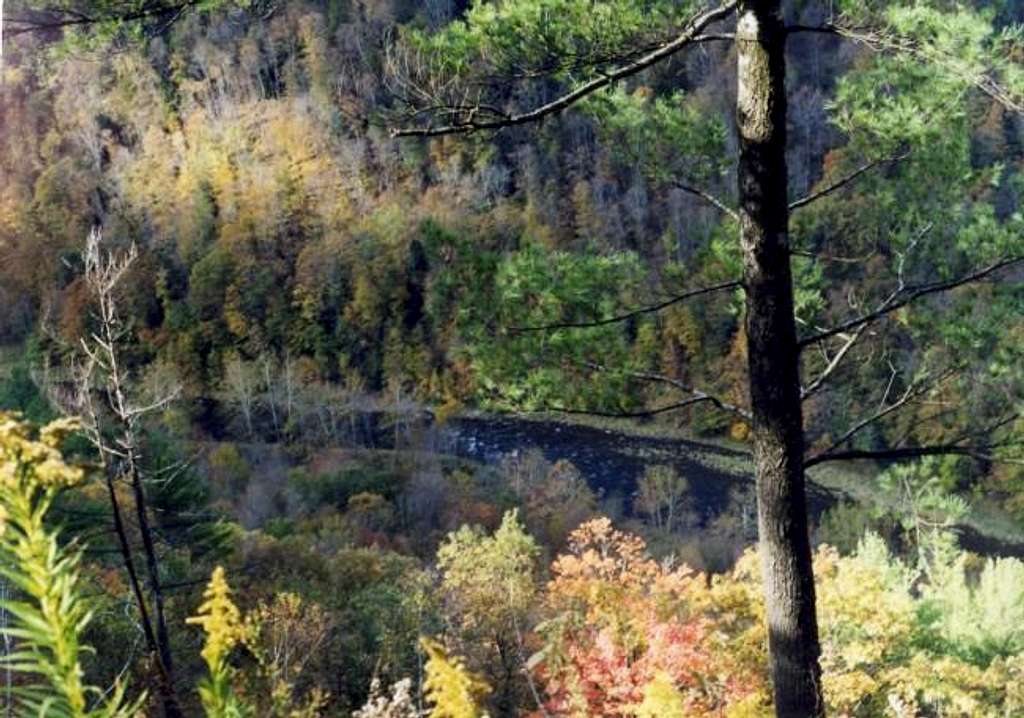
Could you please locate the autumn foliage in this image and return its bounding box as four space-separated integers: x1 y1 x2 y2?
533 518 768 717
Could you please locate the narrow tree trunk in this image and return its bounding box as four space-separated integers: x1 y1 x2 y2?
124 444 183 718
105 470 182 718
735 2 824 716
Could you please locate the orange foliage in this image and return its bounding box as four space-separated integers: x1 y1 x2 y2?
533 518 767 717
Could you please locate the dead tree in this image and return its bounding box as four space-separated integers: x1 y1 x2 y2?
71 228 184 718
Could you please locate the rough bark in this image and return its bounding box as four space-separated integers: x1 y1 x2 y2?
736 2 824 716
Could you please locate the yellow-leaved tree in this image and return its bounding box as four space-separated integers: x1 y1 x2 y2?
188 571 331 718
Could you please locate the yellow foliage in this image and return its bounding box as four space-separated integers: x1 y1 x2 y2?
632 672 686 718
420 637 491 718
722 693 774 718
729 421 751 442
687 549 767 675
660 305 703 365
816 543 916 665
433 396 463 425
0 413 143 717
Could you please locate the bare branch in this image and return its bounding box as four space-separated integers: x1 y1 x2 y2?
805 431 1021 468
673 180 739 221
789 150 910 211
509 279 741 333
539 396 718 419
790 248 879 264
391 2 738 137
808 371 949 463
806 444 989 468
2 1 204 38
806 410 1019 469
583 361 751 422
800 321 870 401
125 387 182 422
74 228 185 716
800 256 1024 348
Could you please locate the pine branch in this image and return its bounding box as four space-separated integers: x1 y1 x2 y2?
787 23 1024 114
800 256 1024 348
539 396 716 419
805 413 1020 468
673 180 739 221
805 444 988 468
788 150 910 211
583 361 751 421
2 1 203 37
391 2 738 137
509 279 741 333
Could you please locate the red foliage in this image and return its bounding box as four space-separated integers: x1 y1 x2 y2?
530 518 761 716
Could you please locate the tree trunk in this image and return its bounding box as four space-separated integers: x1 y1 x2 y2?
106 469 183 718
125 447 183 718
735 2 824 716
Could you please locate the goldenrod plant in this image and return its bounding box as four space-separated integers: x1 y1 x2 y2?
187 566 251 718
0 413 143 718
420 637 490 718
188 569 331 718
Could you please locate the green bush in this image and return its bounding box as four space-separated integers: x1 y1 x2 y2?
291 462 405 511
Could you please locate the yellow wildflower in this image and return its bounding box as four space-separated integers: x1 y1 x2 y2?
0 413 29 444
39 417 82 448
421 637 491 718
187 566 246 668
0 414 84 488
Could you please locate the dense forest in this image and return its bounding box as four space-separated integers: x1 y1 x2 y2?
1 0 1024 716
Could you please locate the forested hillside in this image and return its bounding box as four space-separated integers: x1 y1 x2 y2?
3 0 1023 452
1 0 1024 716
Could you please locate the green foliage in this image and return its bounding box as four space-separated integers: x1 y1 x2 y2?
919 538 1024 666
291 461 405 512
437 509 539 636
816 501 892 556
0 362 55 423
877 459 971 550
409 0 702 77
8 1 242 52
838 1 1024 106
3 1 1024 712
144 428 233 561
6 414 1024 717
580 86 728 185
470 243 648 411
207 443 252 497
